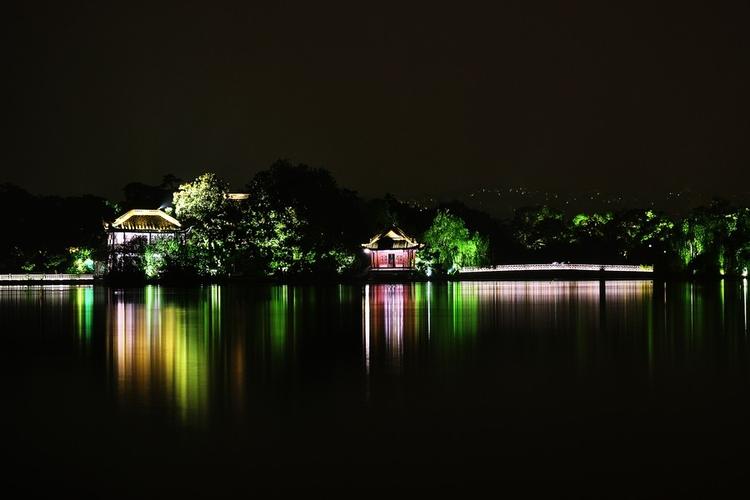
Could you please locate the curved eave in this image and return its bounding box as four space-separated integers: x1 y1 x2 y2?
108 226 184 232
361 243 424 250
110 209 182 231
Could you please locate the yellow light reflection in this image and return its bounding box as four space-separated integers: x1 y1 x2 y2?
109 286 220 425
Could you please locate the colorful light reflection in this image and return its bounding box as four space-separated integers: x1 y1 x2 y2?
108 286 221 425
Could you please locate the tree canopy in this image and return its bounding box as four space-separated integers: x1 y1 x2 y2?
3 164 749 280
422 210 489 273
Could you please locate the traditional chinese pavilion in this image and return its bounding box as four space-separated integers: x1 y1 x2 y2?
362 227 424 270
105 209 184 269
106 209 184 245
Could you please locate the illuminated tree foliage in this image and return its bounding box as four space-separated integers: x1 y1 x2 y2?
246 161 361 275
512 206 566 251
567 212 616 261
174 173 229 223
422 210 489 273
67 247 95 274
571 212 614 240
615 209 675 267
173 174 232 276
6 167 750 280
734 208 750 275
234 200 312 276
142 238 188 279
677 201 750 275
168 170 352 278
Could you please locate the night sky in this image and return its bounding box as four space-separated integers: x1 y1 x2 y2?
5 1 749 199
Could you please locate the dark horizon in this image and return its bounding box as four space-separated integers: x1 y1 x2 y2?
5 1 750 200
4 167 749 216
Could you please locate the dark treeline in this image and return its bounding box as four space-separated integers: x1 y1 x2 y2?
2 160 749 278
0 183 116 274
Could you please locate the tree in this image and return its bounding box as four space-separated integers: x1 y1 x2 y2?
0 183 114 273
173 173 236 276
512 205 566 253
171 171 317 278
422 210 488 273
237 202 311 275
122 174 183 210
246 160 361 275
67 247 95 274
142 238 190 280
677 200 740 275
731 208 750 275
612 209 675 267
173 173 228 222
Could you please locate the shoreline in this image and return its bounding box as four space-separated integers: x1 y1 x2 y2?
0 272 745 286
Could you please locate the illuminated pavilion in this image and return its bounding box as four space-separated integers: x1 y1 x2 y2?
105 209 185 269
362 227 424 271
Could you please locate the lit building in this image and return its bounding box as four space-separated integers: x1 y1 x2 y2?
105 209 185 270
362 227 424 271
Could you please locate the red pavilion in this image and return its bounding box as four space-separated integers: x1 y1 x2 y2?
361 227 424 270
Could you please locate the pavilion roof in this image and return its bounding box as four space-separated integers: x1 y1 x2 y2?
109 209 182 231
362 226 424 250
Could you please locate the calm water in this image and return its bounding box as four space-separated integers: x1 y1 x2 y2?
4 281 750 496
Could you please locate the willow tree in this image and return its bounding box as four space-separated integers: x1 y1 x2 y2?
672 201 750 276
422 210 488 273
733 208 750 275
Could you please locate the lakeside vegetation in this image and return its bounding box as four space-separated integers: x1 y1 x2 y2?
1 160 749 280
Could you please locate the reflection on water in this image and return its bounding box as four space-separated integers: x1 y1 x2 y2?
108 286 219 424
104 285 307 425
363 282 482 373
745 279 748 335
360 280 750 378
75 287 94 343
362 281 655 373
363 284 410 372
6 280 750 495
3 280 750 428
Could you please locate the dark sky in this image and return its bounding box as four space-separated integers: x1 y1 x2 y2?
5 1 749 200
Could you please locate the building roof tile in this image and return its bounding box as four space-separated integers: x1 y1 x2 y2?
362 226 424 250
109 209 182 231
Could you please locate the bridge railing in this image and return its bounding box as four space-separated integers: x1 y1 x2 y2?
459 264 653 274
0 273 95 282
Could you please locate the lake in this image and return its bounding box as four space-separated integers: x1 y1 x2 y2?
4 281 750 497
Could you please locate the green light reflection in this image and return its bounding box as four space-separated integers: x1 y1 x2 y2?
110 286 223 426
75 286 94 343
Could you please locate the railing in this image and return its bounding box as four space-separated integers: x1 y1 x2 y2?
459 264 653 274
0 273 95 282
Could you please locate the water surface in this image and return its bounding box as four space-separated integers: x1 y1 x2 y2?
4 281 750 496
